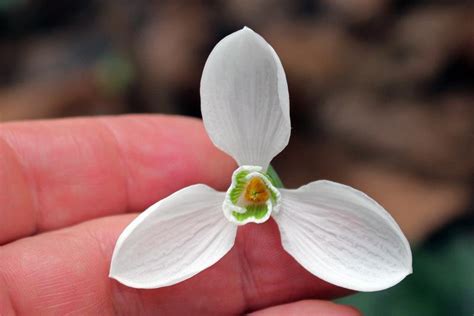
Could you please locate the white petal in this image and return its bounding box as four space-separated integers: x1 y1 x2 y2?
273 180 412 292
200 27 291 170
110 184 237 288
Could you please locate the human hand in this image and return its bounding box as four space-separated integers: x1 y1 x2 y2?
0 115 360 315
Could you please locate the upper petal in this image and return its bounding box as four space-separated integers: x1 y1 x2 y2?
110 184 237 289
273 180 412 292
200 27 291 170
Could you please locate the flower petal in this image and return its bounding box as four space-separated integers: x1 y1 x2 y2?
109 184 237 288
200 27 291 170
273 180 412 292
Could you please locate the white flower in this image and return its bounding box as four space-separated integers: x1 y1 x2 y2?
109 27 412 292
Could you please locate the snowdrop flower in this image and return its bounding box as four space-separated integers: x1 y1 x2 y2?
110 27 412 292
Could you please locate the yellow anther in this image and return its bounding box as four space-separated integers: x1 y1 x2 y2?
244 177 269 203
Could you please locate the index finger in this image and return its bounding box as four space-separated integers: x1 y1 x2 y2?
0 213 352 315
0 115 235 244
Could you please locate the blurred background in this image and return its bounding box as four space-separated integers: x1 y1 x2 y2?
0 0 473 314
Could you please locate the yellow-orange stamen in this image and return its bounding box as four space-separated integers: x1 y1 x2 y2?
244 177 269 203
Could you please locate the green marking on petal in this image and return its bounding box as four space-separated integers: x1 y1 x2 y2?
232 204 269 222
269 189 277 204
224 165 282 224
229 170 249 204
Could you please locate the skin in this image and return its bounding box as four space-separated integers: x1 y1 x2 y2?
0 115 360 315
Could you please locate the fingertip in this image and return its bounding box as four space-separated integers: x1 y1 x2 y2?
248 300 361 316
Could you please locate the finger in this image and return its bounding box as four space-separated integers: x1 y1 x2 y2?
0 115 235 244
248 300 361 316
0 214 352 315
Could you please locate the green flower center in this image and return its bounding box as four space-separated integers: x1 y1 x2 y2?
223 166 281 225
